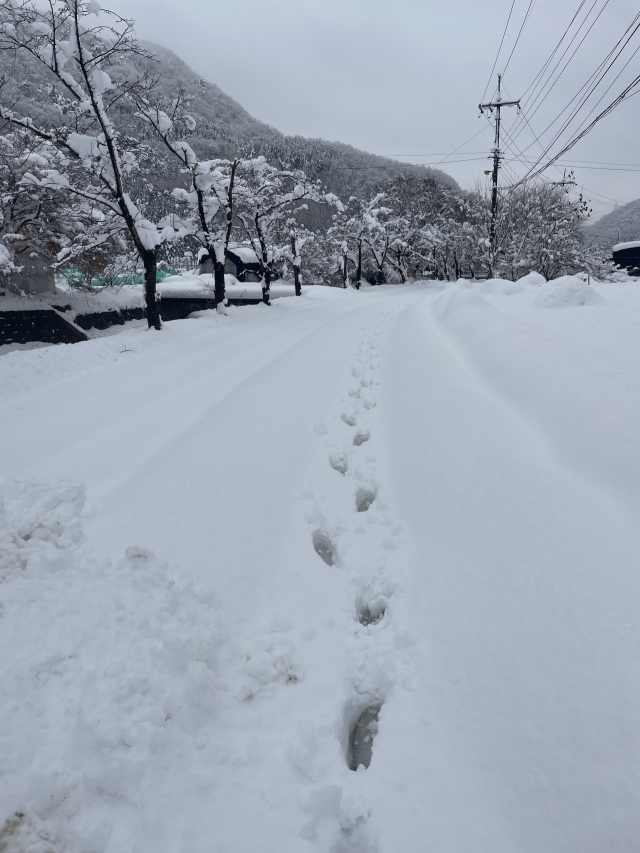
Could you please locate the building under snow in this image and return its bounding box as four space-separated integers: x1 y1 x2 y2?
198 247 264 283
612 240 640 274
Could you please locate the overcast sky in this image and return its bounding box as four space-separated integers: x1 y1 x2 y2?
118 0 639 219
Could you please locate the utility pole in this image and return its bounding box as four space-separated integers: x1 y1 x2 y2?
550 169 576 189
479 74 520 261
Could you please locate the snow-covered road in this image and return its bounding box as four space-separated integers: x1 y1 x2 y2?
1 280 639 852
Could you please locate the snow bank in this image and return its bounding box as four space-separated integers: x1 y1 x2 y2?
480 277 525 295
0 479 85 580
157 273 215 299
0 284 143 315
0 474 312 851
516 271 546 287
533 275 604 308
160 272 298 301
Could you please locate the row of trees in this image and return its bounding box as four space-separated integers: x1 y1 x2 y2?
0 0 339 326
0 0 608 329
323 175 607 287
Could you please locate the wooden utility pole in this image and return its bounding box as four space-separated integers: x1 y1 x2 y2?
479 74 520 258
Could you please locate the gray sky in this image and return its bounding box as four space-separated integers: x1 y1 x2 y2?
119 0 640 219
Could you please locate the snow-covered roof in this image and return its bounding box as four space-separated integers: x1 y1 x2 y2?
612 240 640 252
228 246 260 265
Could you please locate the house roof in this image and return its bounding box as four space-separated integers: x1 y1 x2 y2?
228 246 260 265
612 240 640 252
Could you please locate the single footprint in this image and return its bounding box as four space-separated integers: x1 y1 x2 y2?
355 486 377 513
347 704 382 770
312 530 337 566
341 412 357 427
353 429 370 446
329 451 348 475
358 601 386 626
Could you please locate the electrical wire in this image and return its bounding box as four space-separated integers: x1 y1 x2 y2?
516 78 640 184
501 0 537 76
518 0 588 101
510 7 639 164
519 10 640 150
480 0 518 103
509 0 612 142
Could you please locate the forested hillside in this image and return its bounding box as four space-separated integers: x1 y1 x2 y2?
583 197 640 245
1 38 458 200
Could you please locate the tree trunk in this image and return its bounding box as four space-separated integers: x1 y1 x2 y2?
142 251 161 330
262 264 271 305
213 258 226 307
342 254 348 288
355 241 362 289
396 249 406 283
291 233 301 296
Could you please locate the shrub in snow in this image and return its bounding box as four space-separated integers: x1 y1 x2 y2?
533 275 605 308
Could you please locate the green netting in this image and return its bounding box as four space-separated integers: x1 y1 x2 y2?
56 268 181 287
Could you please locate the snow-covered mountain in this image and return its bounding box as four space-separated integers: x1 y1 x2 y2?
1 39 458 201
583 197 640 245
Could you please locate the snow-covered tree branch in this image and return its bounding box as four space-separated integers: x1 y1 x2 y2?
0 0 176 327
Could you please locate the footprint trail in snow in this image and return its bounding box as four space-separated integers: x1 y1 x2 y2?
299 308 419 852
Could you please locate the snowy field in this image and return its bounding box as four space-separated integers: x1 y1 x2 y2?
1 277 640 853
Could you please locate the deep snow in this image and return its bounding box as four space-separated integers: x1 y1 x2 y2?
1 280 639 853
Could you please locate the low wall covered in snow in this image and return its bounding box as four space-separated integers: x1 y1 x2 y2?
0 309 88 345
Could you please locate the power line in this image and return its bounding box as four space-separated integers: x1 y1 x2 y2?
434 125 494 167
381 151 489 157
523 12 640 152
500 4 640 188
509 7 639 164
502 0 537 76
509 0 612 143
518 0 588 101
481 0 518 103
481 108 630 210
515 77 640 184
383 154 640 168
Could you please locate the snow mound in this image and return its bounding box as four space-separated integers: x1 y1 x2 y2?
480 278 525 295
433 284 499 329
0 478 85 581
0 475 316 850
516 271 546 287
533 275 605 309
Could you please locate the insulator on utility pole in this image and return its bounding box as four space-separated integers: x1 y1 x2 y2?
478 74 520 260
